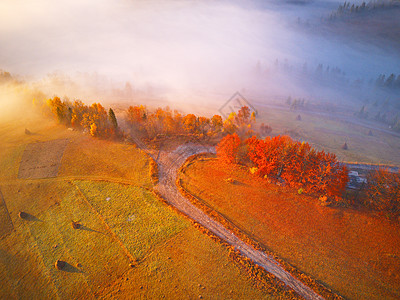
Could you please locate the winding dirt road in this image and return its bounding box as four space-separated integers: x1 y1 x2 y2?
153 144 324 300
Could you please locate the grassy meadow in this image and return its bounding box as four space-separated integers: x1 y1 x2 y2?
0 115 283 299
257 106 400 165
179 157 400 300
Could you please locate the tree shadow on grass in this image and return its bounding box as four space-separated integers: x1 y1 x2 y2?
232 180 247 186
61 262 84 274
226 179 247 186
19 212 42 222
80 225 104 235
25 129 43 136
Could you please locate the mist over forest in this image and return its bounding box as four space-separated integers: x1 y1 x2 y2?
1 0 399 115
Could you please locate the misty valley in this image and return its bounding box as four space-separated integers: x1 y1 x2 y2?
0 1 399 299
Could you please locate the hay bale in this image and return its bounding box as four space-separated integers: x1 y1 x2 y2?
71 221 81 229
18 211 28 219
226 178 235 184
55 260 66 270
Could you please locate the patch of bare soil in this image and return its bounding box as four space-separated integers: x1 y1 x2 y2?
18 139 69 179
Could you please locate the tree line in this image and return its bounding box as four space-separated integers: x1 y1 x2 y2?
124 105 258 141
217 133 349 201
330 0 400 19
217 133 400 216
46 97 120 138
375 73 400 90
356 104 400 133
46 97 264 142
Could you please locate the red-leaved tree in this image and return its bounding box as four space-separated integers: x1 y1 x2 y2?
229 134 348 198
365 168 400 216
216 133 241 164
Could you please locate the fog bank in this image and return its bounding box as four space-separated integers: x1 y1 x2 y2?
0 0 399 111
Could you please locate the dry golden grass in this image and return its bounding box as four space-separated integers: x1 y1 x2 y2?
0 114 284 299
58 135 153 188
179 157 400 300
0 177 280 299
97 227 274 299
0 118 71 181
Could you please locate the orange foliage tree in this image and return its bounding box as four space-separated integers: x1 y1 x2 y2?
364 168 400 216
234 134 348 198
211 115 223 134
47 97 119 138
47 96 68 124
216 133 241 164
126 105 146 125
182 114 197 133
197 116 210 135
123 105 260 141
70 100 87 128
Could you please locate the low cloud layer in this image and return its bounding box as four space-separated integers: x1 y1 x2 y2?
0 0 399 109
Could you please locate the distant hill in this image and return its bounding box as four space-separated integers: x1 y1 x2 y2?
321 1 400 49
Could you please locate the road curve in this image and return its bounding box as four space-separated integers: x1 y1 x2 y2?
154 144 324 300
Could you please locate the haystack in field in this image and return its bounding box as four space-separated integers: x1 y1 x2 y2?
18 211 28 219
71 221 81 229
55 260 66 270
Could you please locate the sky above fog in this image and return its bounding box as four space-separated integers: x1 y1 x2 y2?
0 0 399 104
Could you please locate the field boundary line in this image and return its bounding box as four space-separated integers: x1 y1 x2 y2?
67 180 137 264
0 188 14 238
1 175 152 190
